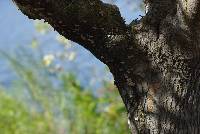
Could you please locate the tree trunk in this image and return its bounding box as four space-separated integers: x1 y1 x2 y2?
12 0 200 133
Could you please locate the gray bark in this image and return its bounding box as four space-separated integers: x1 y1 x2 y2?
12 0 200 133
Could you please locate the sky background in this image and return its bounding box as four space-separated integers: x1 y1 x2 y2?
0 0 143 90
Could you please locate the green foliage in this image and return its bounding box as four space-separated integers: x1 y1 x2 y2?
0 49 129 134
0 90 56 134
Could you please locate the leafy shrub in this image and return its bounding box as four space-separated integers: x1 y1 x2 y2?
0 50 129 134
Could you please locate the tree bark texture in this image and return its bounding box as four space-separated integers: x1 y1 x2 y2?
12 0 200 133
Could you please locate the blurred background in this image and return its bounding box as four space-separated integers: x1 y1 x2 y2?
0 0 143 134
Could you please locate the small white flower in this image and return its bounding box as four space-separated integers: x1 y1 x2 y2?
43 54 55 66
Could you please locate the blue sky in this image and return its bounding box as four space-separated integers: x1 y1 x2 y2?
104 0 144 23
0 0 144 89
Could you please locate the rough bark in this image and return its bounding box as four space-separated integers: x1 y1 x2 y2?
12 0 200 133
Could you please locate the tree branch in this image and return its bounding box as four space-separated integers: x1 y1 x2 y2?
12 1 153 132
12 0 129 62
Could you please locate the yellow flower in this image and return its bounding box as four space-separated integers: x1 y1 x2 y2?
43 54 55 66
68 52 76 61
